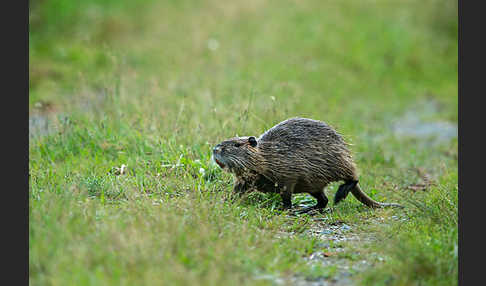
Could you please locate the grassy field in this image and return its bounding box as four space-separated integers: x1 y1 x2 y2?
29 1 458 285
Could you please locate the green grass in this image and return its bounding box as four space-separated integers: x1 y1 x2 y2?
30 0 457 285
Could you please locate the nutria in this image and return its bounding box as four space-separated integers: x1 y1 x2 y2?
213 117 403 212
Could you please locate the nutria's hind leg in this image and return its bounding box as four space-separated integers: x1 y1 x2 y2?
295 190 329 214
311 191 329 209
334 180 358 205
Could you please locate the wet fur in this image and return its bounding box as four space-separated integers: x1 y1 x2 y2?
213 117 402 210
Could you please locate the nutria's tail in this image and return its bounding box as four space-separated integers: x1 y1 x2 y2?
334 180 403 208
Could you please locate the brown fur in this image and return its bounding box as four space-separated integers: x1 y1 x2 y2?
213 117 402 210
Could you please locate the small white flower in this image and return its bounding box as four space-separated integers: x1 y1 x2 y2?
207 38 219 51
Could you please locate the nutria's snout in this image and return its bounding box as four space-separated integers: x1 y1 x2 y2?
212 144 226 168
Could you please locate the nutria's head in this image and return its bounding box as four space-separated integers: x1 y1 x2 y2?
212 136 262 175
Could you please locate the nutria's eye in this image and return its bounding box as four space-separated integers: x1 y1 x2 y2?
234 143 241 147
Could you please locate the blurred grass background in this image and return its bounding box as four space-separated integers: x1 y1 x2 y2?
29 0 458 285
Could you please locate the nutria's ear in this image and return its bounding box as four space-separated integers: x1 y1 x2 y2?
248 136 257 147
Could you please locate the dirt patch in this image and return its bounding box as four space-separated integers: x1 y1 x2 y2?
263 217 384 286
29 101 59 138
29 113 51 138
391 99 457 146
298 220 374 286
29 89 110 139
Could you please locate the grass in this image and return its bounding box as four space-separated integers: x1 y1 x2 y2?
29 0 457 285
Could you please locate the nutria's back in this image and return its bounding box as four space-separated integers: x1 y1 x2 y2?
256 117 358 187
259 117 344 144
